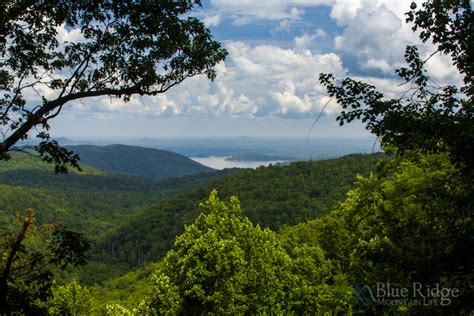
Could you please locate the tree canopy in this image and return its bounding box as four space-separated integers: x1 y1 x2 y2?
147 191 350 315
0 0 472 314
0 0 226 171
0 208 90 315
320 0 473 172
314 1 473 313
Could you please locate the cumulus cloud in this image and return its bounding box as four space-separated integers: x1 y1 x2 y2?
362 58 393 74
331 2 408 73
425 52 463 84
294 28 328 49
329 0 462 86
56 0 462 122
213 42 346 117
66 40 348 119
56 24 86 44
203 14 222 27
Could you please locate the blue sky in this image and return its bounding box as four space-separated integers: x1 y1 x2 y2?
49 0 462 140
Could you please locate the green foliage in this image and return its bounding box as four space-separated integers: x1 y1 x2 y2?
46 279 92 316
150 191 291 314
0 152 232 237
2 3 470 314
50 228 90 269
0 209 90 315
283 153 473 314
344 154 472 314
89 262 161 310
98 153 382 268
313 3 473 312
0 152 235 285
148 191 350 315
0 150 103 174
1 0 226 170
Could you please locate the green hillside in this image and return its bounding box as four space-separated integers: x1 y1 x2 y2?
67 144 214 180
96 153 384 268
0 153 233 236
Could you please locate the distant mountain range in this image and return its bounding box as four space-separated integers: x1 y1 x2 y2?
53 137 379 161
67 144 214 180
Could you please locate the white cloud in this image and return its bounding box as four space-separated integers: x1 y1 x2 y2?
65 41 347 119
329 0 462 86
51 0 463 123
332 2 407 69
425 52 463 83
56 24 86 44
362 58 392 73
218 42 347 117
330 0 362 25
203 14 221 27
273 19 292 33
232 56 266 75
294 28 328 49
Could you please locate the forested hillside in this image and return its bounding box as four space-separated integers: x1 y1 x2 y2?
1 0 471 314
96 153 383 268
0 153 233 235
67 144 214 180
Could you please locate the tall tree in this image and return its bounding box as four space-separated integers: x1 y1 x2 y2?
0 0 227 171
0 208 90 314
147 191 350 315
149 190 294 314
319 0 472 172
316 1 473 313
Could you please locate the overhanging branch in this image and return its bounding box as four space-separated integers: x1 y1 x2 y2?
0 72 202 155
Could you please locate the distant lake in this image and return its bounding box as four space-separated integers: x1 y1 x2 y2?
190 156 285 170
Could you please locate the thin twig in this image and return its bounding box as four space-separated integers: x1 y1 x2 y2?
305 97 334 148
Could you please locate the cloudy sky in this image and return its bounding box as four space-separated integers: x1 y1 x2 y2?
50 0 461 140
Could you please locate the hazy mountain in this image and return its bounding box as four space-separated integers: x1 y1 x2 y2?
67 144 214 180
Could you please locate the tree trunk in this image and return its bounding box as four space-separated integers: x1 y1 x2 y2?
0 221 30 314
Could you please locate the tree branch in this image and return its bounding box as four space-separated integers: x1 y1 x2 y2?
0 85 137 154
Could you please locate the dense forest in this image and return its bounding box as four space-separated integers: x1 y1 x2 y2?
0 151 382 283
94 153 383 271
0 0 472 314
0 152 235 236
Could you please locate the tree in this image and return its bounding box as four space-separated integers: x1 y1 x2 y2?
284 153 473 313
319 0 473 173
0 208 90 314
149 190 294 314
343 153 471 313
46 279 92 316
147 191 351 315
0 0 227 171
315 1 473 313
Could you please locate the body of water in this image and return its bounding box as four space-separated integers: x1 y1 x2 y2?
190 156 285 170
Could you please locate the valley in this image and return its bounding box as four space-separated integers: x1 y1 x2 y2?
1 1 470 313
0 144 382 287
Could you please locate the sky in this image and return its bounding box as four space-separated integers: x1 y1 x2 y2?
49 0 463 140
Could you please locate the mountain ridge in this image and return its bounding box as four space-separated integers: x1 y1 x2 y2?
67 144 214 180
